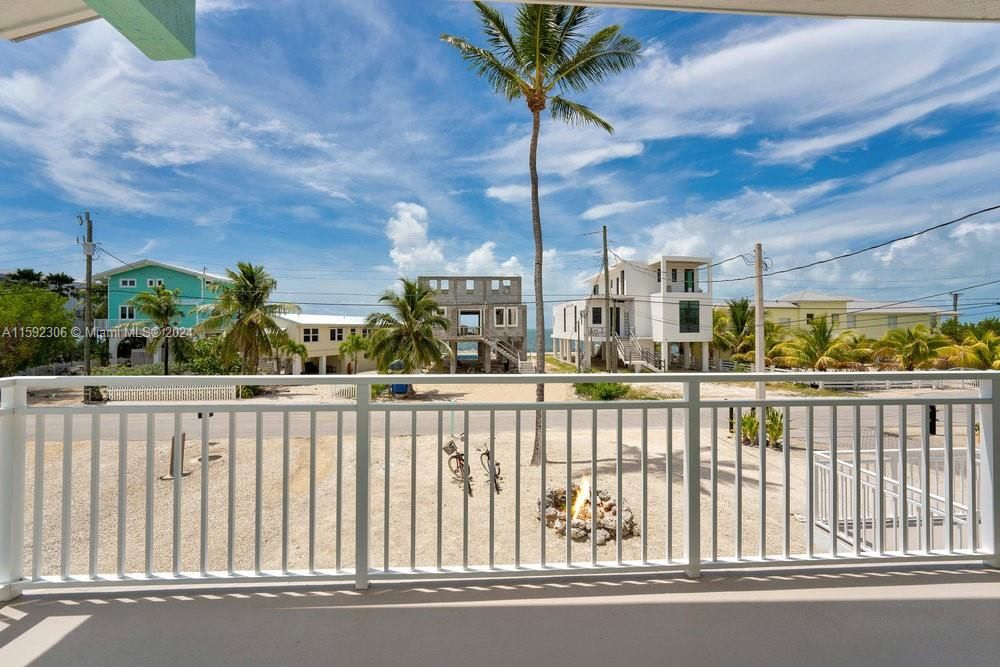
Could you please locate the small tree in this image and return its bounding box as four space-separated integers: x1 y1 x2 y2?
339 332 370 374
366 279 450 373
127 286 184 375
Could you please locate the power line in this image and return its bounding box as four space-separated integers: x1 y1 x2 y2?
713 203 1000 284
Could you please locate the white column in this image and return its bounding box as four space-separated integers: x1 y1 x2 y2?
318 355 327 375
981 379 1000 567
0 382 27 601
701 342 709 372
292 356 303 375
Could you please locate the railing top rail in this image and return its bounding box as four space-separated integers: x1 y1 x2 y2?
4 369 999 389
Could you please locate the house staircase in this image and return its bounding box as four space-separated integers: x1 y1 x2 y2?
486 337 533 373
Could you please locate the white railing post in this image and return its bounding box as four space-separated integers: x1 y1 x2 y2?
980 377 1000 567
355 381 371 590
683 380 701 578
0 381 27 601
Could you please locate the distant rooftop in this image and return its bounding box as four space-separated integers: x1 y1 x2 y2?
276 313 369 326
93 259 229 283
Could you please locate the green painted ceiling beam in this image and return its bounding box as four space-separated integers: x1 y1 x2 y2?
83 0 194 60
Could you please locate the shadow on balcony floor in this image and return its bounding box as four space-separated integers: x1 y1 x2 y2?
2 564 999 666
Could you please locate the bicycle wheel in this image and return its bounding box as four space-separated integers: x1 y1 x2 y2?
448 454 465 480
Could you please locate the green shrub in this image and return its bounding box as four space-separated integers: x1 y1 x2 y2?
574 382 630 401
371 383 389 399
740 411 760 446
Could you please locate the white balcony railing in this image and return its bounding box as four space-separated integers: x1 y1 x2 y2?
0 370 997 599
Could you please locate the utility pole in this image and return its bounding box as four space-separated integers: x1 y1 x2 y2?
951 292 960 323
602 225 613 373
754 242 765 401
79 212 95 376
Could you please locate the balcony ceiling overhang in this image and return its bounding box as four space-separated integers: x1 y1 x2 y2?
507 0 1000 22
1 0 195 60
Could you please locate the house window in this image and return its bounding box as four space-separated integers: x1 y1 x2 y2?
806 313 815 324
119 305 135 320
465 279 475 294
592 307 602 325
502 279 512 294
620 270 625 295
573 306 578 333
831 313 840 327
684 268 695 293
119 278 136 287
496 308 506 327
491 279 500 294
506 307 518 327
146 278 164 287
593 284 599 295
679 301 699 333
330 328 343 341
560 309 565 332
656 267 662 283
887 316 898 328
847 315 857 329
671 268 677 283
304 328 319 343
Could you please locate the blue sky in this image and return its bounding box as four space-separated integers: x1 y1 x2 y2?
2 0 1000 325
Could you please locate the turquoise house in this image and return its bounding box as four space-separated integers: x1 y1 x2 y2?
94 259 230 364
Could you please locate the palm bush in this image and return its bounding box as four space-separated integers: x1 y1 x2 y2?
773 316 855 370
765 407 784 449
574 382 629 401
941 331 1000 370
195 262 299 373
876 325 950 370
740 411 760 447
365 279 450 373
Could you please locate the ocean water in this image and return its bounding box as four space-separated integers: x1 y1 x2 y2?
526 329 553 353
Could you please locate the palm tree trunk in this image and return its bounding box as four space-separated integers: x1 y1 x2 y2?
164 337 170 376
529 109 545 467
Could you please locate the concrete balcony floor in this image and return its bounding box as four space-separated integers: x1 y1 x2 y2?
2 564 999 666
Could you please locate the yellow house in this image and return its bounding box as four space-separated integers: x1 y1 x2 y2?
760 291 949 339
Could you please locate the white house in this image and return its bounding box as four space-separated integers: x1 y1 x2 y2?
274 314 376 375
552 256 714 372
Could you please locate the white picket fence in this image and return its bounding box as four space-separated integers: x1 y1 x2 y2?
102 385 238 402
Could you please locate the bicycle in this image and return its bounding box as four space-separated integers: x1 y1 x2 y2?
443 434 504 496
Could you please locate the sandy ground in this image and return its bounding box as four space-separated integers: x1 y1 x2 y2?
22 415 815 579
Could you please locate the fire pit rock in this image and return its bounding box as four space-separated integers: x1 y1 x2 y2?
538 485 639 545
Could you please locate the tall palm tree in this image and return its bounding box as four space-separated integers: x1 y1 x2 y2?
773 315 855 370
127 286 184 375
443 3 641 464
339 332 370 374
941 331 1000 370
715 298 754 361
365 279 450 373
877 325 950 371
195 262 299 373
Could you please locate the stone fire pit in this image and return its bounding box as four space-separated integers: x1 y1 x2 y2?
538 483 639 546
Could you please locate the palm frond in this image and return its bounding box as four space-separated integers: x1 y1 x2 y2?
551 5 594 60
441 35 528 101
549 95 613 133
473 1 525 70
548 26 641 94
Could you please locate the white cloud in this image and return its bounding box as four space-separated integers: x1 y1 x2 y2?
459 241 524 275
581 197 666 220
385 202 445 274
